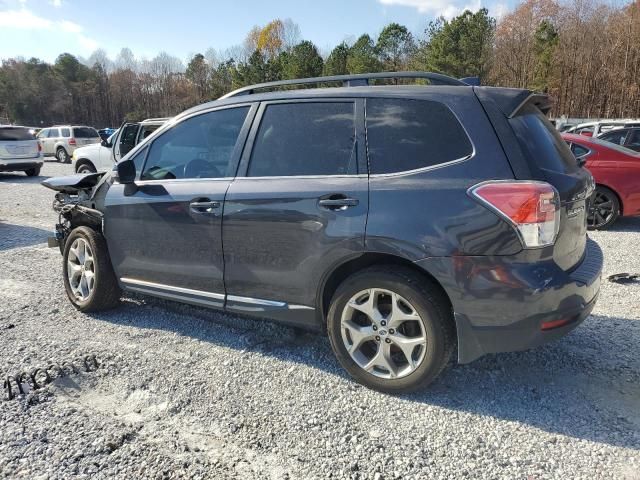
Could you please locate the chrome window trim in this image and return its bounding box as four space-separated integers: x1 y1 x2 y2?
232 174 368 181
369 154 474 178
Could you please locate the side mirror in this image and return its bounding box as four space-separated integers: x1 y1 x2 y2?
101 139 109 147
115 159 136 184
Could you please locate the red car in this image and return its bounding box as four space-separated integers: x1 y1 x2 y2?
563 133 640 229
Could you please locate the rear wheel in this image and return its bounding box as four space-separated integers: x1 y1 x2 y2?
327 267 455 393
588 186 620 230
56 147 70 163
62 227 121 312
25 167 41 177
77 162 96 174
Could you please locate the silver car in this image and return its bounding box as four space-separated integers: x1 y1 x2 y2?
36 125 101 163
0 126 43 176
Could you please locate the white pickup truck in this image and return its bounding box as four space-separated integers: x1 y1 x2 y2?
72 117 169 173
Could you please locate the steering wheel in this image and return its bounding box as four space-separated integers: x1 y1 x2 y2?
183 158 222 179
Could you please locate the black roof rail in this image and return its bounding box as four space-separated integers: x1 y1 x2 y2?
220 71 469 99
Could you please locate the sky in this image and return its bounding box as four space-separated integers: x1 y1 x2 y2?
0 0 515 64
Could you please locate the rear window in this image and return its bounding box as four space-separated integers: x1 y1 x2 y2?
510 104 578 173
73 127 99 138
0 127 34 141
366 98 473 175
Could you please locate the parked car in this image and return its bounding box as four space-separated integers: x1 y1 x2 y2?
72 118 169 173
36 125 101 163
97 128 116 141
0 125 43 176
43 72 602 393
566 120 640 137
597 126 640 152
563 132 640 229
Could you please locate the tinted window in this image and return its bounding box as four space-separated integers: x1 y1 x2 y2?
0 127 34 141
248 102 356 177
627 130 640 150
510 104 578 173
600 130 627 146
131 146 148 177
74 127 99 138
570 143 589 158
119 124 139 156
142 107 249 180
366 98 473 174
61 128 71 138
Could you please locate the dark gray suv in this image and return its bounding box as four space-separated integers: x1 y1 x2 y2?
44 72 603 393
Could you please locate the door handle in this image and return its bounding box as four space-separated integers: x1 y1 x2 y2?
190 200 220 214
318 196 359 210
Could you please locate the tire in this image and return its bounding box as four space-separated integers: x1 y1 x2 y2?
327 266 455 393
588 186 620 230
25 167 41 177
77 162 96 174
62 226 121 312
56 147 70 163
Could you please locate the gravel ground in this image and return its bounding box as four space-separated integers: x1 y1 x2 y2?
1 160 639 479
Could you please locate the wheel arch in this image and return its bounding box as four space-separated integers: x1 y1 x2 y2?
75 158 96 173
318 252 454 328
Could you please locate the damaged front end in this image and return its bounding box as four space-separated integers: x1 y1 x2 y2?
41 172 112 253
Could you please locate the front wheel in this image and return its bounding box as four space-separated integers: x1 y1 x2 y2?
588 186 620 230
327 267 455 393
25 167 41 177
62 227 121 312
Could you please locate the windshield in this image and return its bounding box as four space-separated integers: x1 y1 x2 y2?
0 127 35 141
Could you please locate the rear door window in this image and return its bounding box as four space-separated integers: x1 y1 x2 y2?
600 130 627 146
61 128 71 138
510 104 579 174
366 98 473 175
74 127 99 138
627 130 640 150
247 102 357 177
0 127 34 141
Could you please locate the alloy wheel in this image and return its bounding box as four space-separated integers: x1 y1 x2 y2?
340 288 427 379
588 190 615 228
67 238 95 301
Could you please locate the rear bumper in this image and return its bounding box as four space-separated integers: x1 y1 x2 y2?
415 237 603 363
0 158 43 171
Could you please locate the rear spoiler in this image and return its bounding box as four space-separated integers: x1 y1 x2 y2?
473 87 552 118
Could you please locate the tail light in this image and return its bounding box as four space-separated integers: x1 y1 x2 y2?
469 181 560 248
37 142 42 152
68 138 76 145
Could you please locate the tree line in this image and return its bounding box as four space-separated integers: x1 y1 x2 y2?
1 0 638 128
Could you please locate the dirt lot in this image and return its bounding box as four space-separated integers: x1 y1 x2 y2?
1 160 639 479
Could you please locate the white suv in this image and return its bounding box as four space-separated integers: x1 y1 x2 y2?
0 126 43 176
72 118 169 173
36 125 101 163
